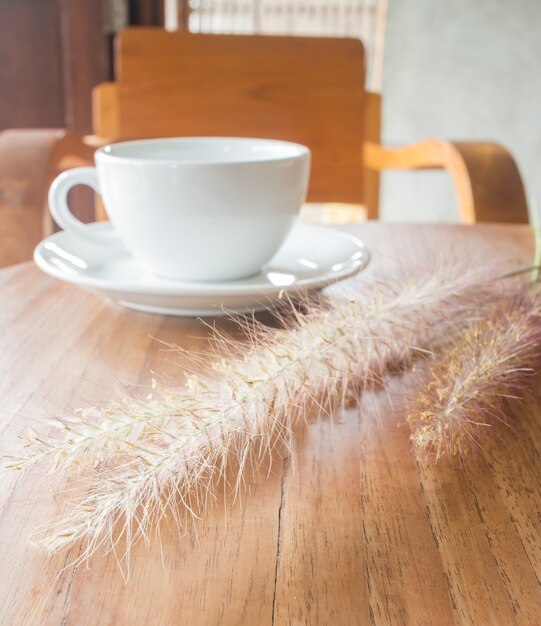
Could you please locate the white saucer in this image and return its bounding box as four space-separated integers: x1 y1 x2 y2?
34 222 370 316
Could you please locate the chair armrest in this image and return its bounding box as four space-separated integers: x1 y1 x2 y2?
0 130 95 267
364 140 529 224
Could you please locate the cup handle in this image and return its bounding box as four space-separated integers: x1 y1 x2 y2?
48 167 121 245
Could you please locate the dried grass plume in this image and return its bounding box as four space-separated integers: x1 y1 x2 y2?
408 289 541 460
4 256 535 567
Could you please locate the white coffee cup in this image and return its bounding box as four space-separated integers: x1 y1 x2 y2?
48 137 311 281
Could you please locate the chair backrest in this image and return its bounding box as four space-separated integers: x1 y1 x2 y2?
93 28 380 206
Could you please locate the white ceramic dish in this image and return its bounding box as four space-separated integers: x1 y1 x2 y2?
34 222 370 316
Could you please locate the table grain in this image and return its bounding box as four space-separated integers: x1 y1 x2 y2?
0 223 540 626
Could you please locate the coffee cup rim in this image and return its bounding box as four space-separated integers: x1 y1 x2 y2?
95 136 310 166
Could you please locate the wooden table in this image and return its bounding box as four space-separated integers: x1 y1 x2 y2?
0 223 540 625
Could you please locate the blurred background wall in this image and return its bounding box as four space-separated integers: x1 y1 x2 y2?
0 0 160 134
382 0 540 222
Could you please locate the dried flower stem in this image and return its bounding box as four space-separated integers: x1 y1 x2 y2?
7 261 519 563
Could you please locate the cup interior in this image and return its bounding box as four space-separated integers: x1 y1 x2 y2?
98 137 309 164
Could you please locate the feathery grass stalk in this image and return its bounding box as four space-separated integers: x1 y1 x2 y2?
9 261 518 562
5 387 190 471
407 290 541 460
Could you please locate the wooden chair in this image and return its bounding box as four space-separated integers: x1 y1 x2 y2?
89 29 528 224
0 29 529 267
0 130 94 268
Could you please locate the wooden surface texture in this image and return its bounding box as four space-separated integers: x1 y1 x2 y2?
0 223 540 625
